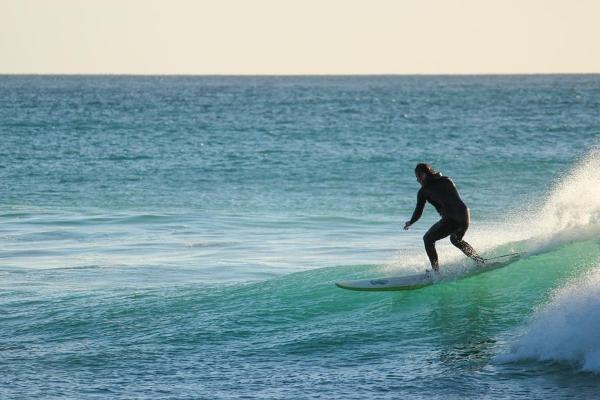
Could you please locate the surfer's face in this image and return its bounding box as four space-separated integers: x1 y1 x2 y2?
416 172 426 186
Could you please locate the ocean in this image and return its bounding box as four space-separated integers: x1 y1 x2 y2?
1 75 600 399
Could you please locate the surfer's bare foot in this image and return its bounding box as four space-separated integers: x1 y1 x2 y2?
473 256 485 266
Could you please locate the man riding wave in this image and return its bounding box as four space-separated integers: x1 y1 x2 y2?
404 163 484 272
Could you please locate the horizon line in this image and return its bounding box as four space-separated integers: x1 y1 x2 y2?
1 72 599 77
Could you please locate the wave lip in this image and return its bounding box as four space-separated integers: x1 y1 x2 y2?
497 266 600 373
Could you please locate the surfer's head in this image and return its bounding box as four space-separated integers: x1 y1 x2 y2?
415 163 438 186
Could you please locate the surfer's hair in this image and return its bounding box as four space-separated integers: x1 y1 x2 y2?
415 163 438 176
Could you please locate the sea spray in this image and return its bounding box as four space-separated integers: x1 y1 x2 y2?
521 148 600 254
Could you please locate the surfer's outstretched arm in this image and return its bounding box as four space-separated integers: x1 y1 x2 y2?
404 189 426 230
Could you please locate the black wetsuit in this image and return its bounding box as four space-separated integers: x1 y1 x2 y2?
409 173 480 269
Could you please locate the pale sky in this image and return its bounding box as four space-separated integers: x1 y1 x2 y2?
1 0 599 75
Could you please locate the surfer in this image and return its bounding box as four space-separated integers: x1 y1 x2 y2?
404 163 484 272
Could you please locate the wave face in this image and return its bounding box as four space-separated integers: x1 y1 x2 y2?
1 75 600 399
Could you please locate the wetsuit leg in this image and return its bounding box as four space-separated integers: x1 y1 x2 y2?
423 219 457 270
449 222 483 262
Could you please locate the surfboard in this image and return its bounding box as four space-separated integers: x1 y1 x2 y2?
335 253 520 292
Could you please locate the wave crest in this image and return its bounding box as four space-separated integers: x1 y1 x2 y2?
497 266 600 373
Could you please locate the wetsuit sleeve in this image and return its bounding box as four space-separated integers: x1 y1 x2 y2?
409 189 426 225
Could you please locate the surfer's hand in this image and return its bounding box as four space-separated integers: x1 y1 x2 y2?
403 221 411 230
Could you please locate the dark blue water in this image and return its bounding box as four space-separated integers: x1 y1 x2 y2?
1 75 600 399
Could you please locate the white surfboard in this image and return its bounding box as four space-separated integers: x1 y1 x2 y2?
335 253 520 292
336 272 434 291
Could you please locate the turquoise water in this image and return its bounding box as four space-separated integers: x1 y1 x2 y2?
1 75 600 398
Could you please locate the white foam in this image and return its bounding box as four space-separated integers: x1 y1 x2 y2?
478 151 600 373
479 150 600 372
496 267 600 373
